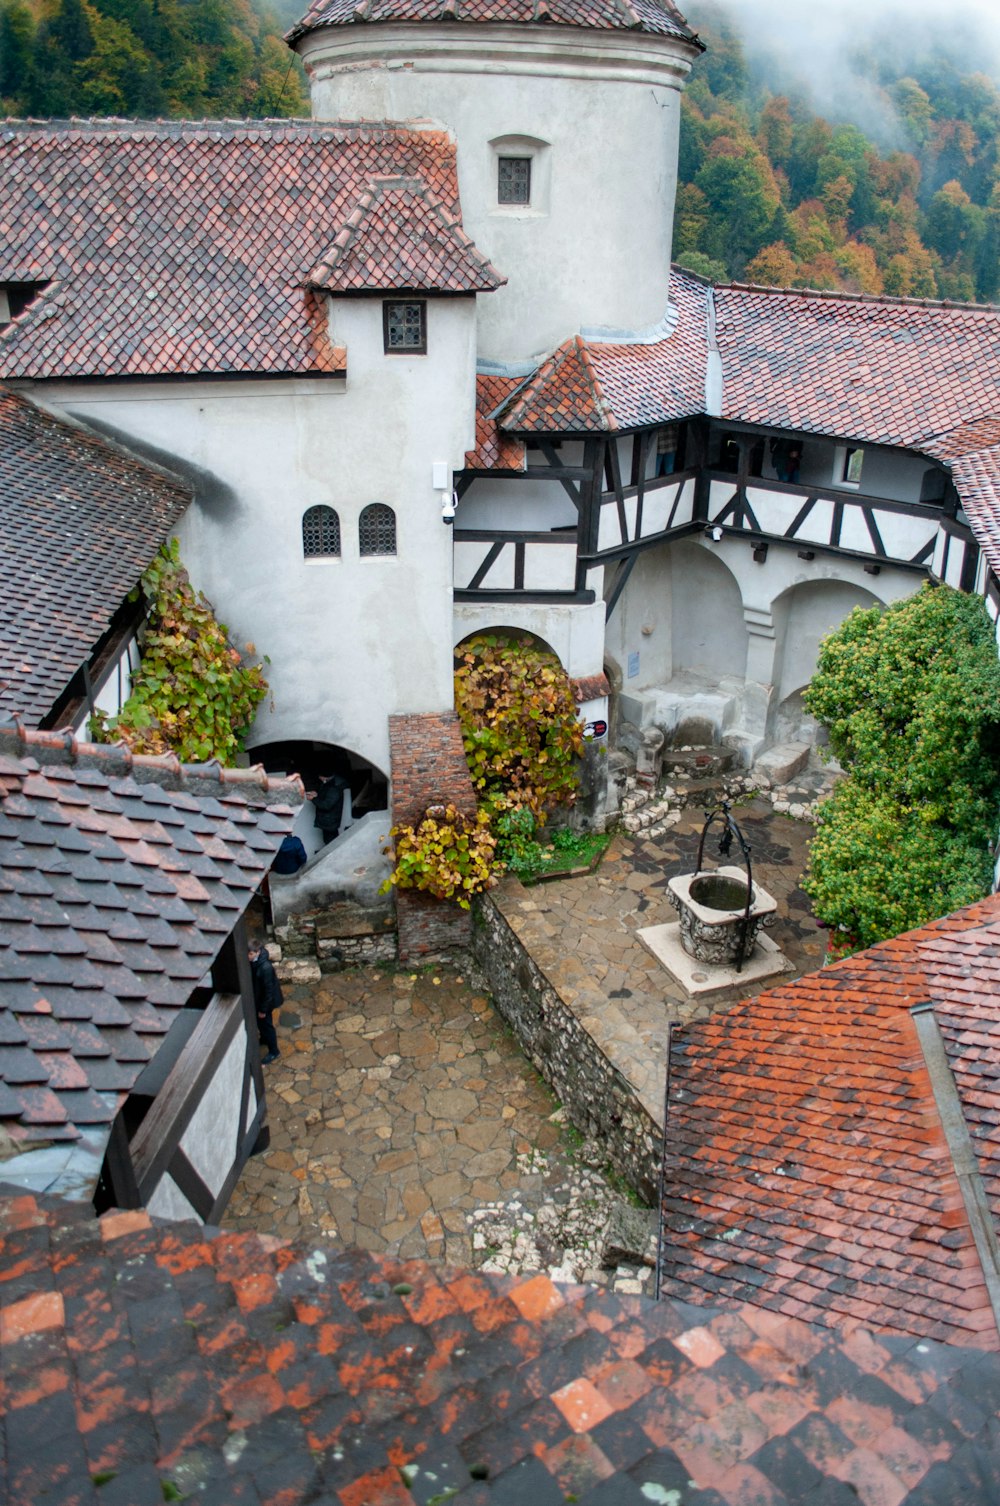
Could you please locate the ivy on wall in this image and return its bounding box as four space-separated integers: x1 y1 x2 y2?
91 538 268 765
803 582 1000 953
453 634 584 821
386 635 584 907
385 804 497 909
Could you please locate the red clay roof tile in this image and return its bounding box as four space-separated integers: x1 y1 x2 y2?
3 1185 1000 1504
308 175 504 294
715 284 1000 450
659 894 1000 1351
0 120 487 381
500 270 709 433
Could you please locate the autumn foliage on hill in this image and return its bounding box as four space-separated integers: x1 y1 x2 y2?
678 2 1000 302
0 0 306 119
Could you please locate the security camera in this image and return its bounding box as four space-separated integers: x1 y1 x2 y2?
441 492 456 525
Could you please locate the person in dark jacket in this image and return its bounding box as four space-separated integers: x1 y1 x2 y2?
310 770 349 846
249 941 282 1064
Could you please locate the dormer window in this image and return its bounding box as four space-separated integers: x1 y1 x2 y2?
0 282 46 329
383 300 426 354
498 156 531 207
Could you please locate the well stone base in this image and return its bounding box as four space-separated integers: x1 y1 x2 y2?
637 921 790 997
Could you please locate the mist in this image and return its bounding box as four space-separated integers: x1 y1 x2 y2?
686 0 1000 145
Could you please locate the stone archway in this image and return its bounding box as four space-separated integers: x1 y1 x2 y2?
769 580 882 742
247 737 388 858
669 540 749 682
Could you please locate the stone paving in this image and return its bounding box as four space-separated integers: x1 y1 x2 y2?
226 799 824 1284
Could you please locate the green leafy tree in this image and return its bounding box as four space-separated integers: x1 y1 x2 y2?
803 584 1000 950
91 539 269 765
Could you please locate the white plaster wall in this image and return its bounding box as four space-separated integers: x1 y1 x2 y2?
146 1173 199 1223
796 440 938 504
39 296 476 774
301 25 698 362
770 579 882 707
179 1026 246 1197
456 477 578 532
453 599 606 679
604 542 675 690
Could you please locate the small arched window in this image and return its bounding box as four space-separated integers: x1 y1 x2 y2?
359 503 396 557
302 505 341 558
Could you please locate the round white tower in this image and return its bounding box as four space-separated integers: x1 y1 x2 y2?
290 2 702 364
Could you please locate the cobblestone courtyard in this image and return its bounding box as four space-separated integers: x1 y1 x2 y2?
226 801 824 1282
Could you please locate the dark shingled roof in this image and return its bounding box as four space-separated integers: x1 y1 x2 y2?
0 725 300 1147
0 388 191 727
0 119 486 381
3 1186 1000 1506
288 0 702 47
659 894 1000 1351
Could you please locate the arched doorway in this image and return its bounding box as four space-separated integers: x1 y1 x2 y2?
247 738 388 859
770 580 882 741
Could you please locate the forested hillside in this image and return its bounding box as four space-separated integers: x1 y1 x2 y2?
0 0 307 118
679 1 1000 301
1 0 998 304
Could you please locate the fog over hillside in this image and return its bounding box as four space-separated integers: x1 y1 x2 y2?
687 0 1000 144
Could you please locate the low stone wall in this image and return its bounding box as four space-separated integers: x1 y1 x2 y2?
472 882 662 1202
274 900 397 974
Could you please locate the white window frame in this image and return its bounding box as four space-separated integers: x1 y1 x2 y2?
488 134 551 219
833 444 865 490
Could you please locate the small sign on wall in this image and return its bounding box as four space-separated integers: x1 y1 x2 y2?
627 651 640 679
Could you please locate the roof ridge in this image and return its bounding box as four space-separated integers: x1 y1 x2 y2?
726 280 1000 315
574 334 618 430
0 720 304 810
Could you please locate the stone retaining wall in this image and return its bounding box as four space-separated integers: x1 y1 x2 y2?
472 884 662 1202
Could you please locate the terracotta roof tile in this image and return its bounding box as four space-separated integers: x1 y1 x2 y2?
501 269 709 434
308 175 504 294
465 374 528 470
0 724 300 1146
0 388 191 727
288 0 701 45
0 119 484 381
659 894 1000 1350
715 284 1000 449
2 1186 999 1505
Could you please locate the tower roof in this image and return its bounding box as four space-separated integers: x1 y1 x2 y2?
287 0 702 47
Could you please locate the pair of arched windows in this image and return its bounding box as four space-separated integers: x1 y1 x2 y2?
302 504 396 558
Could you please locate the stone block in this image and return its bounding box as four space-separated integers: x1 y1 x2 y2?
755 742 810 785
600 1199 658 1269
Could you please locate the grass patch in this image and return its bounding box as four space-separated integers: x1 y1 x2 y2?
505 828 610 885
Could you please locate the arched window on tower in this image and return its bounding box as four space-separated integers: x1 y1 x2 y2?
359 504 396 557
302 505 341 558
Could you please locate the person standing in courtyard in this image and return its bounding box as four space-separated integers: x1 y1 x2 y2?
249 940 282 1064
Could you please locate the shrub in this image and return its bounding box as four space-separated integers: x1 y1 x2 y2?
453 634 583 821
384 804 496 908
803 582 1000 951
805 783 993 950
91 539 268 765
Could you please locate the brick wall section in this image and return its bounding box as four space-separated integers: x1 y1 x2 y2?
388 712 478 962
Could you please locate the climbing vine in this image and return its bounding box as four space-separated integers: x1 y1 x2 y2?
453 634 583 822
90 538 269 765
385 804 497 908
